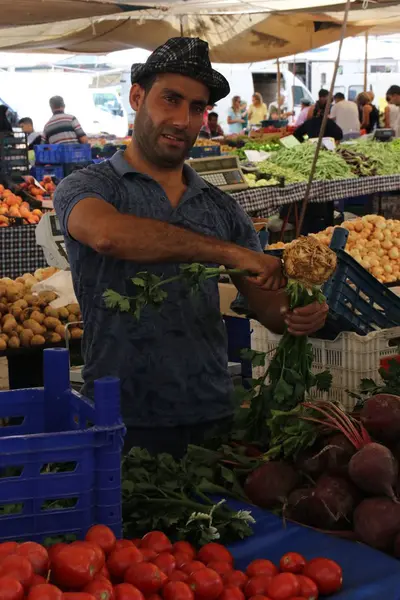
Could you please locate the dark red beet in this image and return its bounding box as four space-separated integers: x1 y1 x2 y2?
296 448 326 477
286 487 348 530
244 461 299 508
325 433 356 476
360 394 400 444
314 474 358 526
354 497 400 550
348 443 398 500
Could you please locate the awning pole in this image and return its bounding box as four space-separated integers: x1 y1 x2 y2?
277 58 281 119
296 0 352 238
364 31 369 92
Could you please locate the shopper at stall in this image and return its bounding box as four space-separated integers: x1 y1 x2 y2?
385 86 400 136
294 115 343 143
199 111 224 138
54 37 328 457
356 92 379 134
18 117 41 149
308 89 330 119
330 93 360 135
42 96 89 145
227 96 244 134
248 93 267 127
294 98 311 127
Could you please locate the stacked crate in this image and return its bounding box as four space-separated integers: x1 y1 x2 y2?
32 144 92 181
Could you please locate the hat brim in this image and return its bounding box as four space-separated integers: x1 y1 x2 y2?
131 62 230 105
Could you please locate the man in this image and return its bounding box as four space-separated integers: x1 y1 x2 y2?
42 96 88 145
308 89 330 119
294 98 311 128
18 117 41 149
294 115 343 143
54 37 328 457
330 93 360 135
386 85 400 137
199 111 224 139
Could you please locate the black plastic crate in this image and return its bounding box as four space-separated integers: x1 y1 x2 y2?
0 132 30 178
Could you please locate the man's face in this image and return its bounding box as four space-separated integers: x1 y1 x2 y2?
130 73 209 169
392 94 400 107
320 96 328 106
208 116 218 129
20 122 33 134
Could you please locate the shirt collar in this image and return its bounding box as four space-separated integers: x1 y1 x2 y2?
110 150 209 191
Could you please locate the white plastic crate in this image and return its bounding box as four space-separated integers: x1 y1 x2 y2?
250 320 400 411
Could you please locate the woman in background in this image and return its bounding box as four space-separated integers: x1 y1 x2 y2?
357 92 379 133
248 93 267 127
227 96 244 135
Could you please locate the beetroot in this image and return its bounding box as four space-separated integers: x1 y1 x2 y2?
287 486 348 530
244 461 299 508
360 394 400 444
325 433 356 476
314 474 358 526
354 497 400 550
348 442 398 501
296 448 326 477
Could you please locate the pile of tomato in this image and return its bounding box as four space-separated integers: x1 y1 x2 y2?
0 525 343 600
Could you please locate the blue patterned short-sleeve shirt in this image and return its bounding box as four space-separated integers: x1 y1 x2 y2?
54 151 261 427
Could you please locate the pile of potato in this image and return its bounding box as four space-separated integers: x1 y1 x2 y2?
0 268 83 352
269 215 400 284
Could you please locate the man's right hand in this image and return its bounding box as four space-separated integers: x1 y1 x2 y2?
233 249 286 291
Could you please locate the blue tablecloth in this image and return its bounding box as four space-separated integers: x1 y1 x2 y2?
227 501 400 600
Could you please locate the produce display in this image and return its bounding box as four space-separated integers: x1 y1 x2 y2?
232 140 281 161
0 185 43 227
269 215 400 284
271 146 355 181
336 147 378 177
256 161 307 185
244 174 280 188
346 141 400 176
0 525 343 599
0 268 83 351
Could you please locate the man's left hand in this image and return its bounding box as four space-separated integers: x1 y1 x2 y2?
284 301 328 336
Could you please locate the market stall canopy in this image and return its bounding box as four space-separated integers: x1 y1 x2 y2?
0 10 366 61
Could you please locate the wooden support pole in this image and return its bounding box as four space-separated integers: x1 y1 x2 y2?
364 31 369 92
277 58 282 118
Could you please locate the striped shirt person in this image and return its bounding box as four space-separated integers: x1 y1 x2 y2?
42 96 88 145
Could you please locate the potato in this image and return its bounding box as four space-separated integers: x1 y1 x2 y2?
10 307 23 320
55 324 66 340
24 293 40 307
0 333 8 343
38 291 57 304
22 319 45 335
57 307 69 320
8 336 20 349
15 325 23 335
66 304 80 316
12 299 28 310
44 306 59 319
20 329 34 347
30 310 45 324
6 284 22 302
0 285 6 298
30 335 45 347
2 314 15 323
42 267 57 280
15 277 25 285
0 303 8 315
23 276 37 290
70 328 83 340
67 313 79 324
43 317 61 331
0 338 6 352
44 332 62 344
3 317 18 334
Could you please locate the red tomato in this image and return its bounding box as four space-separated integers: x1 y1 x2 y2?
0 555 33 590
124 563 167 595
83 578 114 600
107 547 143 580
286 597 308 600
48 544 66 564
223 570 248 590
247 597 273 600
86 526 117 556
27 583 62 599
246 561 278 579
52 546 98 589
163 581 194 600
140 549 158 562
267 574 300 600
63 594 97 600
15 542 49 576
188 568 223 600
114 541 134 552
218 586 245 600
172 542 196 561
206 561 232 577
99 565 111 580
72 542 105 571
279 554 306 575
174 553 192 570
30 574 47 587
182 562 207 576
245 575 273 598
131 540 142 548
152 552 176 575
169 571 189 583
147 596 162 600
197 544 233 566
113 583 144 600
296 575 319 600
303 559 342 596
140 532 172 554
0 576 24 600
0 544 18 562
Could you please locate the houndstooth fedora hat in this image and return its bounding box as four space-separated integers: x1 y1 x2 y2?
130 37 230 104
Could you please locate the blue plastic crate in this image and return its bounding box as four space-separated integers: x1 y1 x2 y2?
189 145 221 159
34 145 64 165
31 165 64 181
0 348 125 542
62 144 92 163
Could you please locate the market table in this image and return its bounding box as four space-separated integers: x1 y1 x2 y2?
227 500 400 600
0 224 47 279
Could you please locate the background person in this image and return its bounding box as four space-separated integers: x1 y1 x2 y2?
227 96 244 134
295 98 311 128
199 111 224 139
42 96 88 145
294 115 343 143
248 93 267 127
330 92 360 135
308 89 330 119
357 92 379 134
385 86 400 136
18 117 41 149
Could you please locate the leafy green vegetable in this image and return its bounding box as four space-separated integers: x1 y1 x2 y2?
271 145 356 181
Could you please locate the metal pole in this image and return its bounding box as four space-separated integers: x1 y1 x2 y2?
296 0 352 238
277 58 282 119
364 31 369 92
